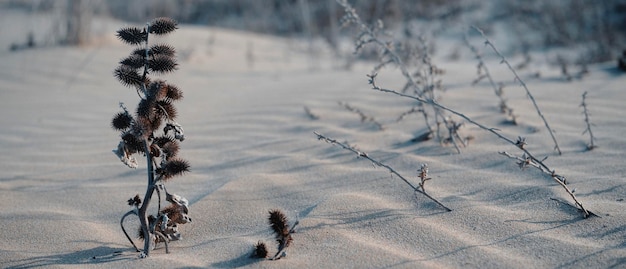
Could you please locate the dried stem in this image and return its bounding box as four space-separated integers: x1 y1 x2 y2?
338 0 453 147
472 26 561 155
499 151 593 218
580 91 596 150
135 23 155 257
418 163 431 193
338 101 384 130
368 73 516 144
268 209 299 260
463 32 517 125
367 74 591 218
138 139 156 257
120 210 141 252
314 131 451 212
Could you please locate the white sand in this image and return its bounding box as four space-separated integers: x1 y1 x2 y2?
1 17 625 269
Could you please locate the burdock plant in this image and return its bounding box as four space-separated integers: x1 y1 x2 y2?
253 210 299 260
112 17 191 258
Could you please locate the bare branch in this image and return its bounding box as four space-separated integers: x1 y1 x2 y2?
463 32 517 125
314 131 451 212
338 101 384 130
499 151 592 218
367 74 591 218
472 26 561 155
580 91 596 150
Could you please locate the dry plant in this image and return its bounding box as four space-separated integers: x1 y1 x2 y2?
304 106 320 120
417 163 431 193
580 91 596 150
314 131 451 212
334 0 591 218
556 55 573 82
471 26 562 155
463 32 517 125
254 209 299 260
337 0 467 153
367 74 593 218
112 17 192 258
338 101 384 130
499 150 596 218
252 241 269 259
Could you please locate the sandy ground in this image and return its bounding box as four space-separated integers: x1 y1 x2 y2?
1 15 625 269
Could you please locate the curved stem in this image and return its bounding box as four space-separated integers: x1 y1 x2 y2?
154 231 170 254
120 210 140 252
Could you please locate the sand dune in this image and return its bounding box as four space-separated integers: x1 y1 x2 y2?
1 16 625 269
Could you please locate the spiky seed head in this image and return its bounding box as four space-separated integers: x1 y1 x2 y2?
132 47 147 58
165 84 183 101
114 65 143 88
116 27 147 45
268 209 292 247
147 80 168 101
253 241 269 258
134 115 156 139
143 113 164 136
121 132 143 154
150 44 176 57
149 55 178 73
111 112 133 130
154 136 179 158
156 100 177 120
150 17 178 35
137 98 156 118
159 158 190 180
268 209 289 236
119 54 144 69
153 136 175 147
161 139 180 158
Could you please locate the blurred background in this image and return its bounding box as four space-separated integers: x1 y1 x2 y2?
1 0 625 64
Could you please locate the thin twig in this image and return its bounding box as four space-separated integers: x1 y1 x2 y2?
338 0 445 143
499 151 591 217
338 101 384 130
367 74 591 218
153 230 170 254
314 131 451 211
472 26 561 155
418 163 431 193
368 73 516 144
580 91 596 150
463 32 517 125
